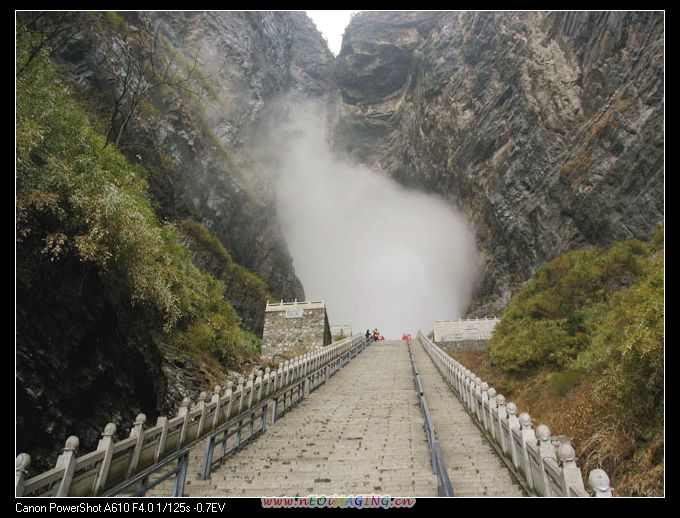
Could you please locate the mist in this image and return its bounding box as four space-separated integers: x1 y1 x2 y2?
255 100 479 339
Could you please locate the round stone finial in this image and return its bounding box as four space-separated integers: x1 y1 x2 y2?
506 402 517 415
214 385 222 393
134 414 147 425
227 381 234 389
488 388 497 398
16 453 31 471
480 382 489 391
496 394 505 405
557 443 576 463
103 423 117 436
199 391 208 401
536 424 550 440
475 377 482 385
64 436 80 451
519 412 532 427
265 367 271 373
181 397 191 407
588 469 611 492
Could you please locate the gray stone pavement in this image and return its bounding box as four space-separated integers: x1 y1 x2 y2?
410 338 525 497
151 340 437 497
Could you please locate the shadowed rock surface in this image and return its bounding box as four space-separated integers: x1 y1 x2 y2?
333 11 664 314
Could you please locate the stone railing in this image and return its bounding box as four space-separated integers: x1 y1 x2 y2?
416 331 613 497
16 334 366 497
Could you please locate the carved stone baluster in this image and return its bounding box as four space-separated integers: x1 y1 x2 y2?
536 424 557 496
480 382 490 429
557 443 586 496
486 388 497 437
55 436 79 497
128 413 147 476
196 392 208 437
246 374 255 409
588 469 613 497
178 397 191 447
495 395 507 451
15 453 31 496
224 381 234 420
236 378 245 413
256 371 263 403
519 412 536 489
155 417 168 462
211 385 222 430
506 403 520 468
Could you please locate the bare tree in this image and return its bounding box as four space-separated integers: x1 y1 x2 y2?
16 12 78 76
97 16 204 148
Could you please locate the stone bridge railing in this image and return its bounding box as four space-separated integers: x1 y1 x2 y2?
417 331 613 497
16 334 367 497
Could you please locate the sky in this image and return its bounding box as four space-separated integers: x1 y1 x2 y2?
306 11 359 56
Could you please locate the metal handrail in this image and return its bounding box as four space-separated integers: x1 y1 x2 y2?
407 340 454 497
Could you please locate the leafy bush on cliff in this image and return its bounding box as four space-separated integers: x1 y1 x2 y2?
489 238 653 373
179 220 271 336
483 228 664 495
16 28 259 369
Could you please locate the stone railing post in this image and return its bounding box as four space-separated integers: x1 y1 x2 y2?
534 424 557 496
196 392 208 437
283 362 290 388
589 469 613 497
264 368 272 397
235 378 244 413
262 370 270 399
256 371 263 403
211 385 222 430
246 374 254 409
486 388 497 437
467 373 476 410
15 453 30 496
224 381 234 420
557 443 587 496
506 403 520 468
519 412 536 489
55 436 79 497
155 417 168 462
474 378 483 421
464 372 473 409
480 382 490 430
93 423 117 494
127 413 147 476
495 395 508 452
178 397 191 447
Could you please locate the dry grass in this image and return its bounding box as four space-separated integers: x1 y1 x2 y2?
445 347 664 496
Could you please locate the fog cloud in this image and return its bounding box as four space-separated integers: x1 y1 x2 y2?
256 100 478 338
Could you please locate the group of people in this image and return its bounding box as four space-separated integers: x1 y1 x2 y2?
363 329 413 342
365 328 385 342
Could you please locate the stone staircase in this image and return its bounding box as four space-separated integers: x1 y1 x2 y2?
151 341 438 496
409 338 524 497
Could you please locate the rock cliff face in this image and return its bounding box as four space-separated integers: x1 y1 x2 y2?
17 10 334 470
333 11 664 314
43 11 335 302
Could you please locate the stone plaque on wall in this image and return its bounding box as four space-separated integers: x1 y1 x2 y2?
286 309 303 318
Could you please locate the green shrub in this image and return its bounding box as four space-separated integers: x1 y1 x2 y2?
16 27 260 369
